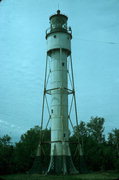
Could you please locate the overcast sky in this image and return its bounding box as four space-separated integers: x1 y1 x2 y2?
0 0 119 142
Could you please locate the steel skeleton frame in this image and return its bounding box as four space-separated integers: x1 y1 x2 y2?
40 54 82 152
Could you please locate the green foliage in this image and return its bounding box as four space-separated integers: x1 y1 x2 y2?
14 126 50 172
72 117 119 171
108 129 119 170
87 116 105 143
0 135 11 145
0 117 119 175
0 135 14 174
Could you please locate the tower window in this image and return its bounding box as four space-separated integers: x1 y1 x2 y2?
51 109 53 113
54 35 56 38
62 62 65 66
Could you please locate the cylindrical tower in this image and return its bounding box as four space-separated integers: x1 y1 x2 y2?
29 10 87 175
46 10 78 174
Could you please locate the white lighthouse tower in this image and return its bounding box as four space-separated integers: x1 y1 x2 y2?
42 10 78 174
29 10 85 175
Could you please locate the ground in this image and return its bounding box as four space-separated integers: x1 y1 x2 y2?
1 172 119 180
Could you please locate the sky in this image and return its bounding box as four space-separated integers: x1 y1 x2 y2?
0 0 119 142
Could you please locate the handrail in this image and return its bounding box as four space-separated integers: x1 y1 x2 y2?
46 26 72 35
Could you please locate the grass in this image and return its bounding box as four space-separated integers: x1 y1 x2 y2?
1 171 119 180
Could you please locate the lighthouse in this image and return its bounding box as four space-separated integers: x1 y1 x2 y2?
44 10 78 174
30 10 80 175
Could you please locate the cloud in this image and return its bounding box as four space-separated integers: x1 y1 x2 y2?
0 118 21 131
10 124 16 128
0 119 9 125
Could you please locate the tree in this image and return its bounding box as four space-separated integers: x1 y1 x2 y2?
0 135 11 145
108 129 119 170
87 116 105 143
0 135 13 175
72 117 106 171
1 118 119 174
73 121 88 156
14 126 50 172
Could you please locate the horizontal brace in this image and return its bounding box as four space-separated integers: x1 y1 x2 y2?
45 87 75 95
41 141 79 144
